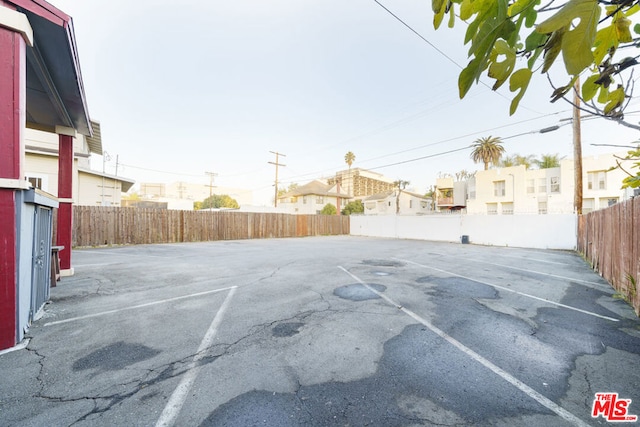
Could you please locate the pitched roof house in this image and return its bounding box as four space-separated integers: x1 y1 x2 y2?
278 180 350 214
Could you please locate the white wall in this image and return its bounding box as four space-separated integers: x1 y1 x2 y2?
350 213 577 250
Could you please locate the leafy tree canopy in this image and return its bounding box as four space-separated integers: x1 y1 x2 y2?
277 183 298 198
431 0 640 120
199 194 239 210
320 203 337 215
535 153 563 168
615 147 640 188
341 199 364 215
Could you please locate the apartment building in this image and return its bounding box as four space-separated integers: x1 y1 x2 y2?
464 153 634 214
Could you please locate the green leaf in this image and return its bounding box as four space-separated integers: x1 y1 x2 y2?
604 85 625 115
525 29 547 51
508 0 537 17
594 25 617 65
536 0 601 75
582 74 600 101
460 0 475 20
634 23 640 35
433 0 446 13
434 3 447 29
542 27 566 73
524 5 538 27
597 84 610 103
459 57 483 98
615 15 633 43
448 5 456 28
488 40 516 90
509 68 532 115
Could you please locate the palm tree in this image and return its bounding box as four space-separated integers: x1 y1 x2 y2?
535 154 561 169
393 180 410 214
344 151 356 196
499 154 536 169
498 155 516 168
514 154 536 169
470 136 505 170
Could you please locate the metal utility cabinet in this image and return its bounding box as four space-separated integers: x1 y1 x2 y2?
16 189 59 341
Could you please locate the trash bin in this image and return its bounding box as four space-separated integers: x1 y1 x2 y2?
461 235 469 244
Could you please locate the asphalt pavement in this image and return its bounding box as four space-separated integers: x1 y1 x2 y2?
1 236 639 426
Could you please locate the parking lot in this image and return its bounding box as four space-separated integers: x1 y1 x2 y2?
1 236 639 426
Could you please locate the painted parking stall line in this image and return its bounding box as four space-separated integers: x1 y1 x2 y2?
44 286 237 327
463 259 612 291
397 258 618 322
155 286 237 427
338 266 591 427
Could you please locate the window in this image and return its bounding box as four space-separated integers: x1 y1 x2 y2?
316 196 324 204
409 200 413 209
526 179 535 194
587 171 606 190
494 180 506 197
28 177 42 189
538 178 546 193
303 196 307 204
583 198 594 213
607 198 618 206
502 202 513 215
487 203 498 215
468 178 476 199
538 201 547 214
550 176 560 193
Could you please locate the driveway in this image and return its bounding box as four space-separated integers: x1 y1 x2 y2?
1 236 639 426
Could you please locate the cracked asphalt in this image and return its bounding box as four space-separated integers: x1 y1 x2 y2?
1 236 639 426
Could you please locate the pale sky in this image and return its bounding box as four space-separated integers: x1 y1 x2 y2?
51 0 640 205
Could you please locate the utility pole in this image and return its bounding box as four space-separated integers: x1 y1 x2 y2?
205 171 218 199
268 151 286 207
573 80 583 215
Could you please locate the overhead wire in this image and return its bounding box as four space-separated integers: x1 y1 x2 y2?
372 0 544 115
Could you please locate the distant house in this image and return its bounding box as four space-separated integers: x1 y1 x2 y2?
364 190 432 215
25 127 134 206
277 180 350 214
435 177 468 212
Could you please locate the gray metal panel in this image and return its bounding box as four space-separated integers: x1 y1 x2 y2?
15 191 35 341
31 206 52 321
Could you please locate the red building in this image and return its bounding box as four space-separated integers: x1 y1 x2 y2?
0 0 92 350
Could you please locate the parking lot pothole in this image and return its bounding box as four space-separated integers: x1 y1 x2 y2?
333 283 386 301
272 322 305 338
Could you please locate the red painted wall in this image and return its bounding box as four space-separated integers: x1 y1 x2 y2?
57 134 73 270
0 25 26 349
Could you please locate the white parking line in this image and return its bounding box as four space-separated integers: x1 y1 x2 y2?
155 286 237 427
44 286 237 327
338 267 591 427
397 259 618 322
464 259 611 290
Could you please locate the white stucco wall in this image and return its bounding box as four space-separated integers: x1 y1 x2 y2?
350 213 577 250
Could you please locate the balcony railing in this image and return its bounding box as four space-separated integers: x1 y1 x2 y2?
437 197 454 205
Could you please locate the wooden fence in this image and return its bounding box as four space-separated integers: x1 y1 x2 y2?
73 207 350 247
578 197 639 316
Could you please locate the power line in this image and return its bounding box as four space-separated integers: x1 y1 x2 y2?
372 0 543 114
